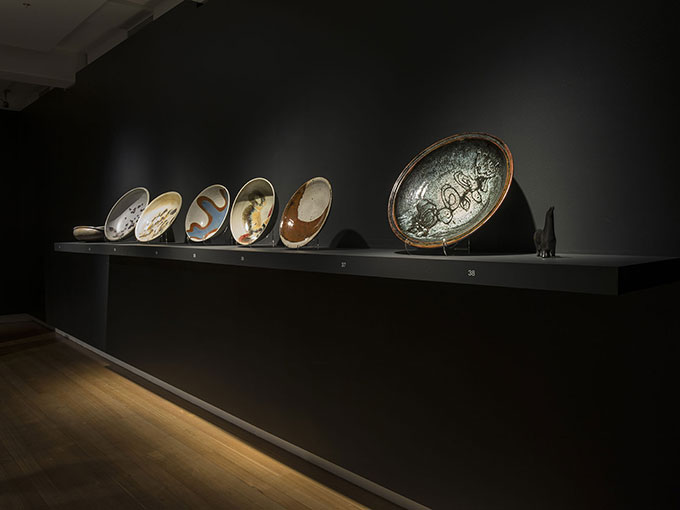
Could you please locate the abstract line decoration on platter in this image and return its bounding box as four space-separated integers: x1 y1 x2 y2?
388 133 513 249
135 191 182 242
104 187 150 241
279 177 332 249
230 178 276 246
73 225 105 242
185 184 231 242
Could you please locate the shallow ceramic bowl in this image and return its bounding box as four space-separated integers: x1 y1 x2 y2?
105 187 150 241
388 133 513 249
73 225 105 242
279 177 332 248
185 184 231 242
229 178 276 245
135 191 182 242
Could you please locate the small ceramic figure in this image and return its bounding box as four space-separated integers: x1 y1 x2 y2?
534 206 556 258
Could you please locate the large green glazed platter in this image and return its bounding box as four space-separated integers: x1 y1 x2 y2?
388 133 513 249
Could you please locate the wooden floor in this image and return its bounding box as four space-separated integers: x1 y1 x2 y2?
0 320 401 510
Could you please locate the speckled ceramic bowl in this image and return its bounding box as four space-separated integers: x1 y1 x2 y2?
279 177 332 248
135 191 182 242
185 184 230 242
105 187 150 241
229 178 276 245
73 225 105 242
388 133 513 249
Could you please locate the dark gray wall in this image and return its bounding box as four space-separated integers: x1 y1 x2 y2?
28 0 680 255
0 110 44 316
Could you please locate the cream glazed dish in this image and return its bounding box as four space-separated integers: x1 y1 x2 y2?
104 187 150 241
135 191 182 242
279 177 332 248
185 184 231 242
229 178 276 245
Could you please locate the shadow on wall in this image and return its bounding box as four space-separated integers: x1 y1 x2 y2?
329 229 370 249
469 179 536 254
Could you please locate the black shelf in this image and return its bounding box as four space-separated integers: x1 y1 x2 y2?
54 242 680 295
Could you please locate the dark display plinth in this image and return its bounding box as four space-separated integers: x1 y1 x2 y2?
55 242 679 295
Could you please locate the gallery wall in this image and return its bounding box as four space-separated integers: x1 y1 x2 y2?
28 0 679 256
23 2 679 509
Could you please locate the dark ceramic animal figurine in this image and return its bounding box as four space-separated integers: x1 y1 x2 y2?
534 206 556 258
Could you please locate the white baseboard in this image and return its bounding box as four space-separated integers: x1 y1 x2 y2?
12 314 430 510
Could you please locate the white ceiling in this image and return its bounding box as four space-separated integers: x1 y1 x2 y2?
0 0 186 111
0 0 108 52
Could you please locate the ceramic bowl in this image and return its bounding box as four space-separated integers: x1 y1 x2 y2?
185 184 231 242
229 178 276 245
135 191 182 242
105 187 150 241
279 177 332 248
388 133 513 249
73 225 105 242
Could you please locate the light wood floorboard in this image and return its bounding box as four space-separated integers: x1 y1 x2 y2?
0 321 402 510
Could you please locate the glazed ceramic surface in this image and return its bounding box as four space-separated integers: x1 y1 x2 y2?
73 225 105 242
185 184 230 242
388 133 513 248
230 178 276 245
135 191 182 242
105 187 150 241
279 177 332 248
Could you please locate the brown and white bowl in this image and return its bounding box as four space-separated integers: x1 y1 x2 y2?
279 177 332 249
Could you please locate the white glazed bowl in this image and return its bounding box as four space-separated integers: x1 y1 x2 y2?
104 187 150 241
135 191 182 242
185 184 231 242
229 178 276 245
279 177 332 248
